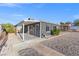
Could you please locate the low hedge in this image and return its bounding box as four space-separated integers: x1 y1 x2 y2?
51 29 60 35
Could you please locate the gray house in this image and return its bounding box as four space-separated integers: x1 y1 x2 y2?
16 18 59 41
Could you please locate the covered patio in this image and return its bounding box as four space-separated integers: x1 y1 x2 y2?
16 20 42 41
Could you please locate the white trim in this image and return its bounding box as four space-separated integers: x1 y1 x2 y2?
24 20 40 22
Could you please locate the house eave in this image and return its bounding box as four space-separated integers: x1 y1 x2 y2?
15 19 59 27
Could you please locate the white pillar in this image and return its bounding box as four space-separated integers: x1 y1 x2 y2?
27 25 30 40
40 22 41 38
28 25 29 34
23 24 24 41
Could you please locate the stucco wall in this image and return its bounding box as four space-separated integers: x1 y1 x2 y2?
16 25 22 33
41 22 58 37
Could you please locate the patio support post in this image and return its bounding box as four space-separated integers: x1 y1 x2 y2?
22 23 24 41
28 25 29 34
27 25 30 40
40 22 41 38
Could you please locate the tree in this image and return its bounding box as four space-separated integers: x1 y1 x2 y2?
60 22 72 25
74 19 79 26
60 22 64 25
65 22 71 24
2 23 16 33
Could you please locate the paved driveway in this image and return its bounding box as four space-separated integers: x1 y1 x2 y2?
42 32 79 56
2 32 79 56
17 32 68 56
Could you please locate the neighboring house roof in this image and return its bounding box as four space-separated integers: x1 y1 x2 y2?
60 24 72 27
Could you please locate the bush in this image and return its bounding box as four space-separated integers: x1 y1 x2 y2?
2 23 16 33
51 29 60 35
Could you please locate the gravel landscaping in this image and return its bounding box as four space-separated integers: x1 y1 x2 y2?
41 32 79 56
18 48 43 56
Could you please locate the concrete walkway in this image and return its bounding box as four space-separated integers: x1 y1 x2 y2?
0 33 22 56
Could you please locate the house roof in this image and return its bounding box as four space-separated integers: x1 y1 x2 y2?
16 20 40 26
15 18 59 26
24 19 40 22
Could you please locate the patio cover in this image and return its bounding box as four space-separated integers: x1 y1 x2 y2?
16 19 41 41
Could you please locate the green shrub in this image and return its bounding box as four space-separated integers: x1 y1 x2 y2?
51 29 60 35
2 23 16 33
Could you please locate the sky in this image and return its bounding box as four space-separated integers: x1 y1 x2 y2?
0 3 79 25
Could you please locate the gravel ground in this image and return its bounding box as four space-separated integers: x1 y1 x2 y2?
41 32 79 56
18 48 43 56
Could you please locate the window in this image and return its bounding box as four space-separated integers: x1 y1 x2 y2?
46 26 49 31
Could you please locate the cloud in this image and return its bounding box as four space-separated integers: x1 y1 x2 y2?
0 14 25 24
73 15 79 19
0 3 21 7
12 14 24 17
64 8 71 11
0 13 24 17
